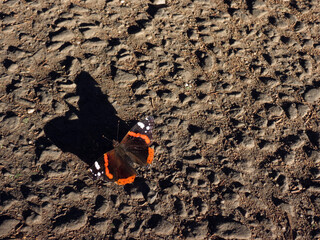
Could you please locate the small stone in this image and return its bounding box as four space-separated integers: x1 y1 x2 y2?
186 222 208 240
114 70 137 82
27 108 35 114
215 221 251 239
287 104 297 119
6 114 20 127
166 185 180 195
53 101 66 114
154 0 166 5
68 112 79 120
297 104 309 117
39 146 61 161
58 83 77 90
130 191 144 200
0 218 19 238
51 30 75 42
65 96 80 106
154 220 174 236
304 88 320 103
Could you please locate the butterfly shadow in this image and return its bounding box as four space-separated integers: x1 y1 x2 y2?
36 71 129 167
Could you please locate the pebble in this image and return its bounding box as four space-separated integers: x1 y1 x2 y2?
27 108 35 114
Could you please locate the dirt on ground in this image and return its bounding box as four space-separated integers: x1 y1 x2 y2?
1 0 320 239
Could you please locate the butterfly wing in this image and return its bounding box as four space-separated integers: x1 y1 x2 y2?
89 149 137 185
120 116 154 166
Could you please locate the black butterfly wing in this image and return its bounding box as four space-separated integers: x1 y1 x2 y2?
120 116 154 166
89 149 137 185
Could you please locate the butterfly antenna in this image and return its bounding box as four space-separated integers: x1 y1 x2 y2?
102 135 112 143
116 119 120 141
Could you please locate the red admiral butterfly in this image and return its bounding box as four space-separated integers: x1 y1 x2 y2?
89 116 154 185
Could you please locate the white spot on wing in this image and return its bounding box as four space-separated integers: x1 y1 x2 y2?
137 122 145 129
94 161 100 170
97 172 101 177
146 126 151 130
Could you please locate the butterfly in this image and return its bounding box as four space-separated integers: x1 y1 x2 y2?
89 116 154 185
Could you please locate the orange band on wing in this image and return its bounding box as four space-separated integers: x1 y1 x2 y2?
147 147 154 164
116 175 136 185
104 153 114 179
128 131 151 145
